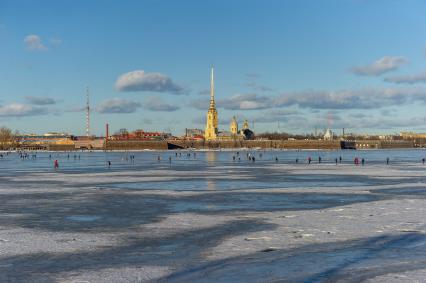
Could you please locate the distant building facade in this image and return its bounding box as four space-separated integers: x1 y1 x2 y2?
110 129 170 140
185 128 204 140
400 132 426 139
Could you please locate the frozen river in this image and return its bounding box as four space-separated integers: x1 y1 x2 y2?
1 149 426 282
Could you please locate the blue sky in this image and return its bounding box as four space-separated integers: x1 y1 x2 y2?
1 0 426 136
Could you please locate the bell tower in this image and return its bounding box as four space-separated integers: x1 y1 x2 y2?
230 116 238 135
204 67 218 140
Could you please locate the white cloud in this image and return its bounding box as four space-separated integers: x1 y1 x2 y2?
384 71 426 84
0 103 49 117
190 87 426 111
217 93 272 110
324 115 426 130
253 109 300 123
254 110 426 132
191 93 274 111
97 98 141 114
275 88 426 109
115 70 186 94
143 96 179 112
350 56 407 76
24 34 47 51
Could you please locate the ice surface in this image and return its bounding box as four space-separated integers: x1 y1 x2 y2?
0 150 426 282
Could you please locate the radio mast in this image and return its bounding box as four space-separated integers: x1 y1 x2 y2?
86 87 90 137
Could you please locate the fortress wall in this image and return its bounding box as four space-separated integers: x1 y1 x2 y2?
47 144 76 151
355 140 414 149
105 140 168 150
379 140 414 149
167 140 341 150
29 139 415 151
96 140 342 150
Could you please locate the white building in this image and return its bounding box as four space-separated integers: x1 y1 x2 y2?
324 129 334 140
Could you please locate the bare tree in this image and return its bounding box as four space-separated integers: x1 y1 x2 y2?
257 131 316 140
0 127 15 149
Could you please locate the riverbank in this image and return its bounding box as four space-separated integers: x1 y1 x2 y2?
106 139 414 150
45 139 416 151
6 139 416 151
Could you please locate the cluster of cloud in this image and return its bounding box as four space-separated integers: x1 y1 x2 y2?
25 96 57 105
217 93 272 110
252 109 300 123
24 34 62 52
252 108 426 132
273 88 424 109
353 116 426 129
24 35 47 51
350 56 407 76
191 87 426 111
97 98 141 114
67 97 179 115
115 70 186 94
338 114 426 130
0 96 60 118
0 103 49 117
384 71 426 84
349 54 426 86
142 96 179 112
192 115 248 127
191 93 274 111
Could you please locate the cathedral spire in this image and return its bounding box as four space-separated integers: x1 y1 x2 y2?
205 66 218 140
209 66 215 109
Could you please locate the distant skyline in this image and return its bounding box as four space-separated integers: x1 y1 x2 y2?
1 0 426 136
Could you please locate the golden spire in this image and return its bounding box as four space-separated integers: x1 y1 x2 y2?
209 66 215 109
204 66 218 140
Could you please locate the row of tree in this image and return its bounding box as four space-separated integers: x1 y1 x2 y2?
257 131 408 141
0 127 16 150
257 132 317 140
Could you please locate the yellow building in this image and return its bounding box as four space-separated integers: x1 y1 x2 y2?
230 116 238 135
242 119 249 130
400 132 426 139
204 67 218 140
54 138 75 146
203 68 253 140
